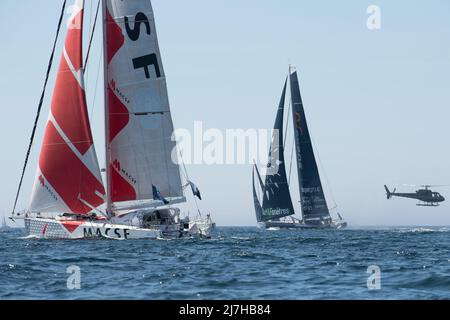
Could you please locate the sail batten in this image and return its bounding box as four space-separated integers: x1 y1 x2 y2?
105 0 184 208
30 0 105 214
289 71 331 224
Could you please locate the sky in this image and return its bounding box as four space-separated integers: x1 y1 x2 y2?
1 0 450 227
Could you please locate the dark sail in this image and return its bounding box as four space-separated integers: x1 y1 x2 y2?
261 80 295 221
252 166 264 223
254 162 265 191
289 71 331 224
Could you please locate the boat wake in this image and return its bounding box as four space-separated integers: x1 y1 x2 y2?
18 235 41 240
397 227 450 234
231 236 252 240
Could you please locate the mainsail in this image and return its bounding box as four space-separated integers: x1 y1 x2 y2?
104 0 184 210
30 0 105 214
261 80 295 221
289 71 331 224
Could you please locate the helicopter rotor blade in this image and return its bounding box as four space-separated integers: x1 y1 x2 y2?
420 184 450 188
401 184 450 189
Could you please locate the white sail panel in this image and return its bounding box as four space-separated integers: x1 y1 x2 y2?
106 0 184 205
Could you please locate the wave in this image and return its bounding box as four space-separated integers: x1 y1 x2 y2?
398 273 450 289
18 235 41 240
397 227 450 234
230 236 252 240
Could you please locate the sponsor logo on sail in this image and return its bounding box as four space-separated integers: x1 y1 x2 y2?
110 79 130 104
38 175 58 201
263 207 291 217
295 112 303 134
302 187 322 193
113 159 137 184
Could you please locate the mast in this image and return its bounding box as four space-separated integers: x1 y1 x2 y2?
102 0 112 217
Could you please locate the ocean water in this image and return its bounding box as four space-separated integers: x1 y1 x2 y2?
0 226 449 300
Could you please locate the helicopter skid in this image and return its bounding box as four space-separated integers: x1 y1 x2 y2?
417 203 440 207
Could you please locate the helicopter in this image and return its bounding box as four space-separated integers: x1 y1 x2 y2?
384 185 446 207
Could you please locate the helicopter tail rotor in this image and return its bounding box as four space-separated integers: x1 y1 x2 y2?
384 185 393 199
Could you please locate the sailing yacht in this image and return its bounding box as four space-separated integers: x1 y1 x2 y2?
253 67 347 230
12 0 215 239
0 216 11 232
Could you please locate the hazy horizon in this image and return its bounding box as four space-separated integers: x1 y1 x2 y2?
1 0 450 227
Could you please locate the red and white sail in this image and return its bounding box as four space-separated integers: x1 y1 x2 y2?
105 0 184 207
30 0 105 214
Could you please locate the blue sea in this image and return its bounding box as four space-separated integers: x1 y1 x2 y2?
0 226 449 300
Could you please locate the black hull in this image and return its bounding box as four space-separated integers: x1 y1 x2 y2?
260 221 347 230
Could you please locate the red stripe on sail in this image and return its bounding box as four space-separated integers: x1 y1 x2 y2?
64 10 83 71
107 9 125 64
111 164 137 202
106 8 135 202
39 122 105 214
108 83 129 142
50 7 91 155
51 57 93 155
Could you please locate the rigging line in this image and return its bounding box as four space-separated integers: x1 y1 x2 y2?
88 0 93 37
309 130 338 210
11 0 67 216
288 136 295 185
284 80 295 186
283 82 292 148
84 0 101 69
285 80 295 186
85 0 93 84
160 117 172 202
179 149 202 217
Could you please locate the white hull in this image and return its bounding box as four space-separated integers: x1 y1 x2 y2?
113 208 216 239
187 216 216 238
24 218 161 240
19 211 216 240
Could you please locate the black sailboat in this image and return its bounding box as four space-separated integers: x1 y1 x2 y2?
252 67 347 230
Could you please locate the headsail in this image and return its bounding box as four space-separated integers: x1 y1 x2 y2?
254 163 265 193
289 70 331 224
261 80 295 221
105 0 184 209
252 166 264 223
30 0 105 214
